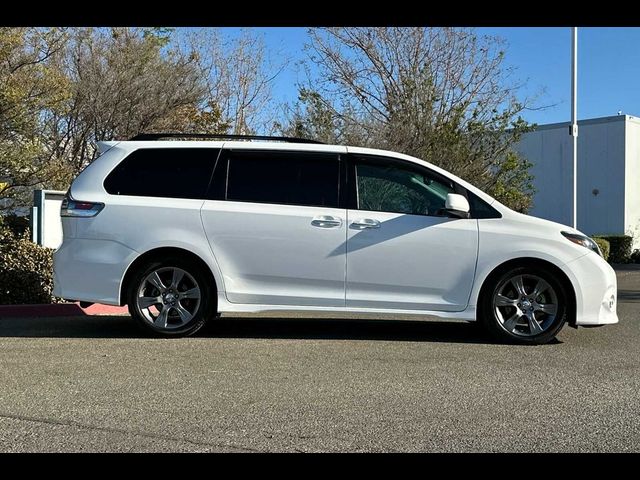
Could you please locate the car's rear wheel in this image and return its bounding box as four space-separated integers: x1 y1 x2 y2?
127 257 216 337
480 265 567 344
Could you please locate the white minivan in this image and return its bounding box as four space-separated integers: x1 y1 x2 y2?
53 134 618 344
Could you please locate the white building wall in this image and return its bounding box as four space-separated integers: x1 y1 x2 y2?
625 117 640 246
516 125 574 226
515 116 629 241
576 118 626 236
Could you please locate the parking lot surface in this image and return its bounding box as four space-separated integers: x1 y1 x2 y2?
0 267 639 452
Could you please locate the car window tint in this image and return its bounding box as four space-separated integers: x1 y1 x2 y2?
104 148 218 199
225 150 340 208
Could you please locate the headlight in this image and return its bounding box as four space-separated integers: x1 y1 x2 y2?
561 231 602 257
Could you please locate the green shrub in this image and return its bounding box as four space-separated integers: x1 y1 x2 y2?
0 225 60 305
592 237 610 262
1 214 30 237
594 235 634 264
631 249 640 264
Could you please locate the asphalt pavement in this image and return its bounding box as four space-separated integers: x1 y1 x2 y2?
0 267 638 452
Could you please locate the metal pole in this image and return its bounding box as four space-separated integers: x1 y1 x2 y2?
571 27 578 229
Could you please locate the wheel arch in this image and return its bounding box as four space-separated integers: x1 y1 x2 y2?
475 257 577 327
119 247 219 306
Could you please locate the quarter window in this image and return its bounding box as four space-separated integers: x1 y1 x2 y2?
104 148 218 199
225 150 340 208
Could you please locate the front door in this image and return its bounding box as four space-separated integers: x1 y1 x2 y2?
346 155 479 311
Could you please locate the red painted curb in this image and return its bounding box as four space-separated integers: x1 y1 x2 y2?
0 302 128 318
82 303 129 316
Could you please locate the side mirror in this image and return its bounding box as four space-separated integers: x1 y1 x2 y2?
444 193 470 219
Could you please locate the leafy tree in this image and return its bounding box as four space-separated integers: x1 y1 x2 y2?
1 27 283 213
0 27 70 213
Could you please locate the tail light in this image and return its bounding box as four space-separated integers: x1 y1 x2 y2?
61 193 104 217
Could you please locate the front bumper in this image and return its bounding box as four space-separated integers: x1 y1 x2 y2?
564 252 618 326
53 238 138 306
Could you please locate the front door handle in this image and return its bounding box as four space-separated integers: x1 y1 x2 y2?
351 218 381 229
311 215 342 228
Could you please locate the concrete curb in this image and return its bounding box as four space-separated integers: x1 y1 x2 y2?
0 303 129 318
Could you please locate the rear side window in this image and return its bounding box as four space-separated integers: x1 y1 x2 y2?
104 148 218 199
225 150 340 208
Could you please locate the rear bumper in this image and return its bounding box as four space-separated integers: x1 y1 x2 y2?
53 238 137 305
564 252 618 326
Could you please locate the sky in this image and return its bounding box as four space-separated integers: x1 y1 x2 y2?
215 27 640 126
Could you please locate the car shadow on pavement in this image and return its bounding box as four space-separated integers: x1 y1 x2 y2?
0 315 561 345
205 317 557 345
618 289 640 303
0 315 141 339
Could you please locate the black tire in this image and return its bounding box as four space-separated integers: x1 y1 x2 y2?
479 264 568 345
126 256 216 337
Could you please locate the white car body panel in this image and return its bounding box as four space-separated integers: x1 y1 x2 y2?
52 139 618 329
216 296 477 322
345 211 478 311
201 200 347 306
56 142 228 305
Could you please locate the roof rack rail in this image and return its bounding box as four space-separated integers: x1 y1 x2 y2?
128 133 325 144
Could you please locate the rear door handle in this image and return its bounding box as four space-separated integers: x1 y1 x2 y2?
311 215 342 228
351 218 381 229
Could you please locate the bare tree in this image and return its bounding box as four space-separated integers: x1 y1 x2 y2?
46 27 213 175
285 27 536 212
184 28 287 135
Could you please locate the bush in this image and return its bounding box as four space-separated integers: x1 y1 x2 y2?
1 214 30 237
0 225 60 305
631 249 640 264
593 235 634 264
592 237 610 262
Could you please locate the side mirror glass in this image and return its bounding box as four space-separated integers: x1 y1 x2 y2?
445 193 470 219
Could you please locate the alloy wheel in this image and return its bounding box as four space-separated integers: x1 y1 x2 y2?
492 273 559 337
135 267 201 330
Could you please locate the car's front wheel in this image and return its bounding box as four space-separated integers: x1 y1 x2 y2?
127 256 216 337
480 265 568 344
